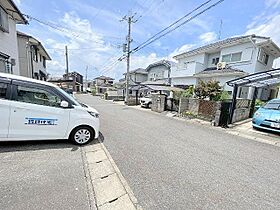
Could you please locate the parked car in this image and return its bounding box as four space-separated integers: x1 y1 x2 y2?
252 99 280 133
140 95 152 108
0 73 100 145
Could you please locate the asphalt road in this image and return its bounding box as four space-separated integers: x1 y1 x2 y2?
77 94 280 210
0 140 92 210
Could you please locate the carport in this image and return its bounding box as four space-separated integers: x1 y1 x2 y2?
227 68 280 124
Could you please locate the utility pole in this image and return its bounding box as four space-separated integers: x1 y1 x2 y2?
65 45 69 76
121 13 137 103
85 65 88 82
218 19 223 40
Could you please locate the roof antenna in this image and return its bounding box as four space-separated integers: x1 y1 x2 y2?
218 19 223 40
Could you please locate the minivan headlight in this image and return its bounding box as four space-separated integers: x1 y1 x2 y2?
88 111 99 118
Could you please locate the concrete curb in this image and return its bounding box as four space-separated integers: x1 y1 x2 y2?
82 140 142 210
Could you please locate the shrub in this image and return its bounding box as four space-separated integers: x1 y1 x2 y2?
255 99 265 107
91 88 96 96
213 90 231 101
181 86 194 98
194 80 222 100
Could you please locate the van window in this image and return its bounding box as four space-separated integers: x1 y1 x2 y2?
16 85 62 107
0 83 7 99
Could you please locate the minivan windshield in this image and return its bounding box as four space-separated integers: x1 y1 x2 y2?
56 87 80 106
263 102 280 110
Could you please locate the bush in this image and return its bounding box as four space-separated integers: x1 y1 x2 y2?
194 80 222 101
91 88 96 96
255 99 265 107
181 86 194 98
213 90 230 101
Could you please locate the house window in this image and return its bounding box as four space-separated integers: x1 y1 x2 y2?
0 6 9 32
32 47 38 62
40 54 42 62
0 83 8 99
0 53 11 73
212 57 219 65
231 52 242 62
43 56 46 68
222 52 242 63
258 49 269 65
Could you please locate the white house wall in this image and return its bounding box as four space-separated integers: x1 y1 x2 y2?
0 17 20 75
206 52 220 68
17 36 29 77
171 77 197 86
147 65 169 80
220 42 256 74
134 73 147 83
254 48 275 72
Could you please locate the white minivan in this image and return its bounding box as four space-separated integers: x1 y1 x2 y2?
0 73 100 145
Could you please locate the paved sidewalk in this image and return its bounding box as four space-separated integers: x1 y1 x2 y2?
226 119 280 147
82 139 142 210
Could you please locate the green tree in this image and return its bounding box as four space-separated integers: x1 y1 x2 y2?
194 80 222 101
181 86 194 98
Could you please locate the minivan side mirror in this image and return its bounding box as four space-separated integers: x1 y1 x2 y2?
60 100 69 108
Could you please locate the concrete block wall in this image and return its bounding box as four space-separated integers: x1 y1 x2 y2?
232 108 251 123
151 94 166 113
188 99 200 115
178 98 189 114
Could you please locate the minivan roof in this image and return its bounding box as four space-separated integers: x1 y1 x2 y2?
0 73 58 88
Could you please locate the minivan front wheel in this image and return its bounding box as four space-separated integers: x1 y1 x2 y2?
70 126 94 145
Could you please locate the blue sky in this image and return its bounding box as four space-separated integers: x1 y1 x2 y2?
15 0 280 80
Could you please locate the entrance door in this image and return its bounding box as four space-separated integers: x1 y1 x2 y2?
8 83 71 140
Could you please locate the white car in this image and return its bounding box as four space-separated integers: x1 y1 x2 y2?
0 73 99 145
140 95 152 108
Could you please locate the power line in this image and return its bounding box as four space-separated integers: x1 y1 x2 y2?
132 0 224 54
97 0 224 77
133 0 213 52
23 14 122 43
136 0 165 22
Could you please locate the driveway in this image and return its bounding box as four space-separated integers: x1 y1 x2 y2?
77 94 280 210
0 140 93 210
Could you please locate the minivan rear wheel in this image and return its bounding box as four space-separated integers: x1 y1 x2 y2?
70 126 94 145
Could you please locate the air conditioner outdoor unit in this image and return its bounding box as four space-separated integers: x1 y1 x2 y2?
217 62 226 69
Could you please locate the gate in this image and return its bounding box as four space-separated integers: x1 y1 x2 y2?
219 101 231 127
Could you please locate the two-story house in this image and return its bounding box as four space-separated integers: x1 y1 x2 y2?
94 75 114 95
17 31 51 80
63 72 83 92
120 68 148 96
0 0 27 74
124 68 148 84
171 35 280 100
141 60 173 86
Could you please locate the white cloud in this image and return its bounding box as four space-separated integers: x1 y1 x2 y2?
199 32 217 43
265 0 280 8
169 44 196 57
42 12 164 80
246 14 280 68
14 0 21 5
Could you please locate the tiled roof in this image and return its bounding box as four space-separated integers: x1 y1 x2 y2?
194 67 246 77
124 68 148 75
94 76 114 80
174 35 270 59
141 79 170 85
146 60 175 71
